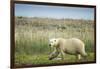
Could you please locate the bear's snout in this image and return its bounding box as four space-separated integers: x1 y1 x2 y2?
49 44 51 46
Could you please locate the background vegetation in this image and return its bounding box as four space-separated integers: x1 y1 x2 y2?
15 16 95 67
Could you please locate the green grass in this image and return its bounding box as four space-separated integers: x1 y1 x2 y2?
15 53 95 67
15 17 95 67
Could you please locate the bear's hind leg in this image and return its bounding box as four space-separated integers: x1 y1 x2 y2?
75 54 81 62
78 54 81 60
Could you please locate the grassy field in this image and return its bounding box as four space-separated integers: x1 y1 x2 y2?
15 53 95 67
15 16 95 67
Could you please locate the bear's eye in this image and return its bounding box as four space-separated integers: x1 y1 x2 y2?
54 40 56 42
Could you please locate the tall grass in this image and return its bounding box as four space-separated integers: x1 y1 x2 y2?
15 17 94 54
15 17 95 66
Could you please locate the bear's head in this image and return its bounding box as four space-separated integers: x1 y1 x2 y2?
49 38 59 48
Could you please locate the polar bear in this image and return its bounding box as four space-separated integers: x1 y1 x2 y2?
49 38 87 60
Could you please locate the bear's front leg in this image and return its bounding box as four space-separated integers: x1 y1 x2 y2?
49 49 59 60
60 50 65 60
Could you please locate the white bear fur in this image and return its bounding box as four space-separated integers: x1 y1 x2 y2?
49 38 87 60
